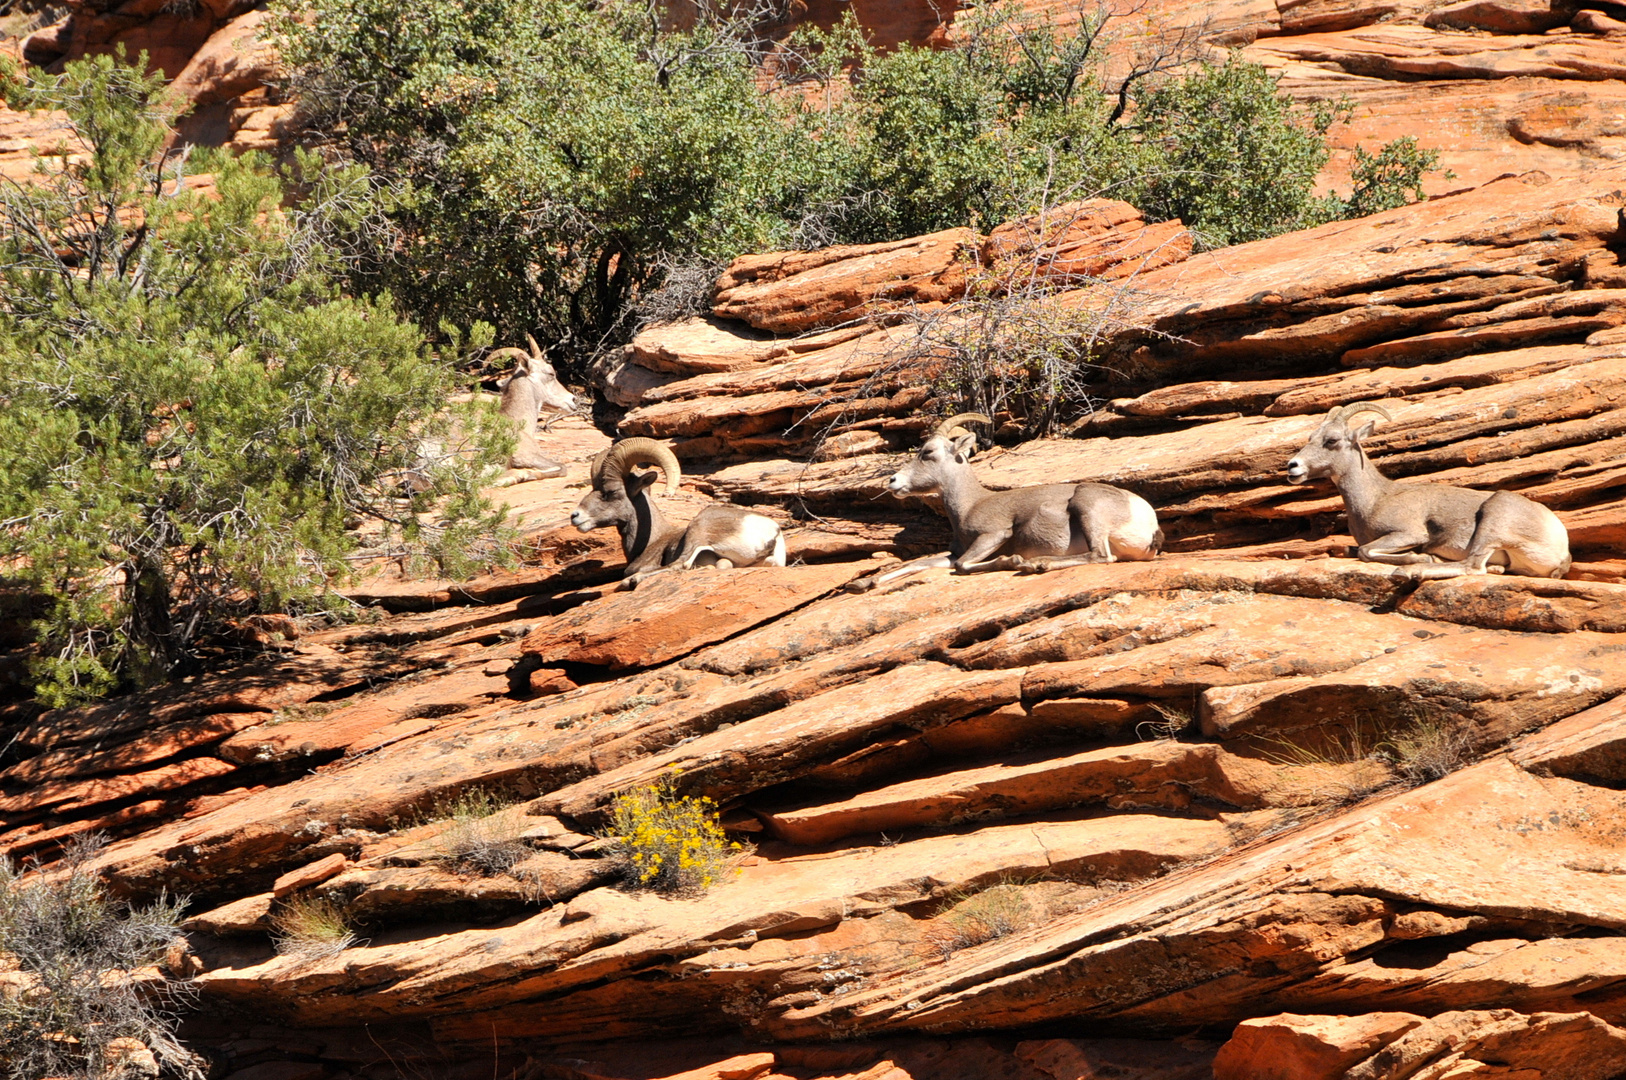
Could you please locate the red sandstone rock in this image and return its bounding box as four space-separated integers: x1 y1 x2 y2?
654 1053 776 1080
985 200 1192 287
765 740 1383 845
165 8 278 110
1 710 265 784
1017 1037 1218 1080
1424 0 1571 33
271 852 347 897
712 228 978 334
0 754 237 820
520 563 867 671
1346 1009 1626 1080
1213 1012 1425 1080
184 891 275 935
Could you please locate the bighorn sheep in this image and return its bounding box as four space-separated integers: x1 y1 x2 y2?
571 438 786 589
399 337 576 492
1286 401 1570 579
859 413 1162 587
488 335 576 482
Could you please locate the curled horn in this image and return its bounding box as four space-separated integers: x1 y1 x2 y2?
486 346 533 371
1331 401 1393 427
934 412 993 440
596 437 681 495
526 333 544 359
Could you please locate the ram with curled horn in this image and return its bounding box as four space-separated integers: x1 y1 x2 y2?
1286 400 1570 579
853 413 1162 589
571 437 786 588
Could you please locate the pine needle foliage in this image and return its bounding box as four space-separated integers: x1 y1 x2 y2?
0 52 511 705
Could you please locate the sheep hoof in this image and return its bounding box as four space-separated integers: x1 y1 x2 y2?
1020 559 1053 574
845 577 878 594
988 555 1028 573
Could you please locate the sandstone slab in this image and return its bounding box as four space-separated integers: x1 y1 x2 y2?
272 853 347 897
1213 1012 1426 1080
520 563 868 671
712 228 977 333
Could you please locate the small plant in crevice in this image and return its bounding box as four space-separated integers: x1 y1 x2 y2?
0 835 202 1079
426 787 530 877
269 893 357 961
1136 701 1195 742
923 881 1039 958
1257 718 1395 804
602 776 749 896
1381 719 1474 786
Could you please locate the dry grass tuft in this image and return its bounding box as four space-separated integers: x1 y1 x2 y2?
1259 720 1395 804
1383 720 1475 785
1136 701 1194 741
427 788 530 877
0 834 202 1079
269 894 357 961
924 882 1039 958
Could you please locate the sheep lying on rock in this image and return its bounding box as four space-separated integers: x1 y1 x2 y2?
854 413 1162 589
1287 401 1570 579
571 438 785 589
487 336 576 482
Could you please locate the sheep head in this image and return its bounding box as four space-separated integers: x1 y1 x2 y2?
889 412 991 496
571 438 681 532
1287 401 1392 484
492 337 575 415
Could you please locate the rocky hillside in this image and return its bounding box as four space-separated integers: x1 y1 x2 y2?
7 0 1626 187
2 163 1624 1080
3 0 1626 1078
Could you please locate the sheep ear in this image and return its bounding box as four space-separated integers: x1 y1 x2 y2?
952 431 978 461
1353 420 1378 444
627 468 662 497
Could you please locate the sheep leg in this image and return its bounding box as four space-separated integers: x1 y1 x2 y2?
1354 533 1438 566
617 565 682 591
490 463 566 489
1401 491 1566 580
1017 551 1112 574
846 554 954 592
953 532 1022 574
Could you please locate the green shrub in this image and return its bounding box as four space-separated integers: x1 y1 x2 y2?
1342 135 1448 218
1130 54 1344 247
0 837 199 1079
274 0 1437 373
274 0 819 359
0 52 511 704
603 777 746 895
